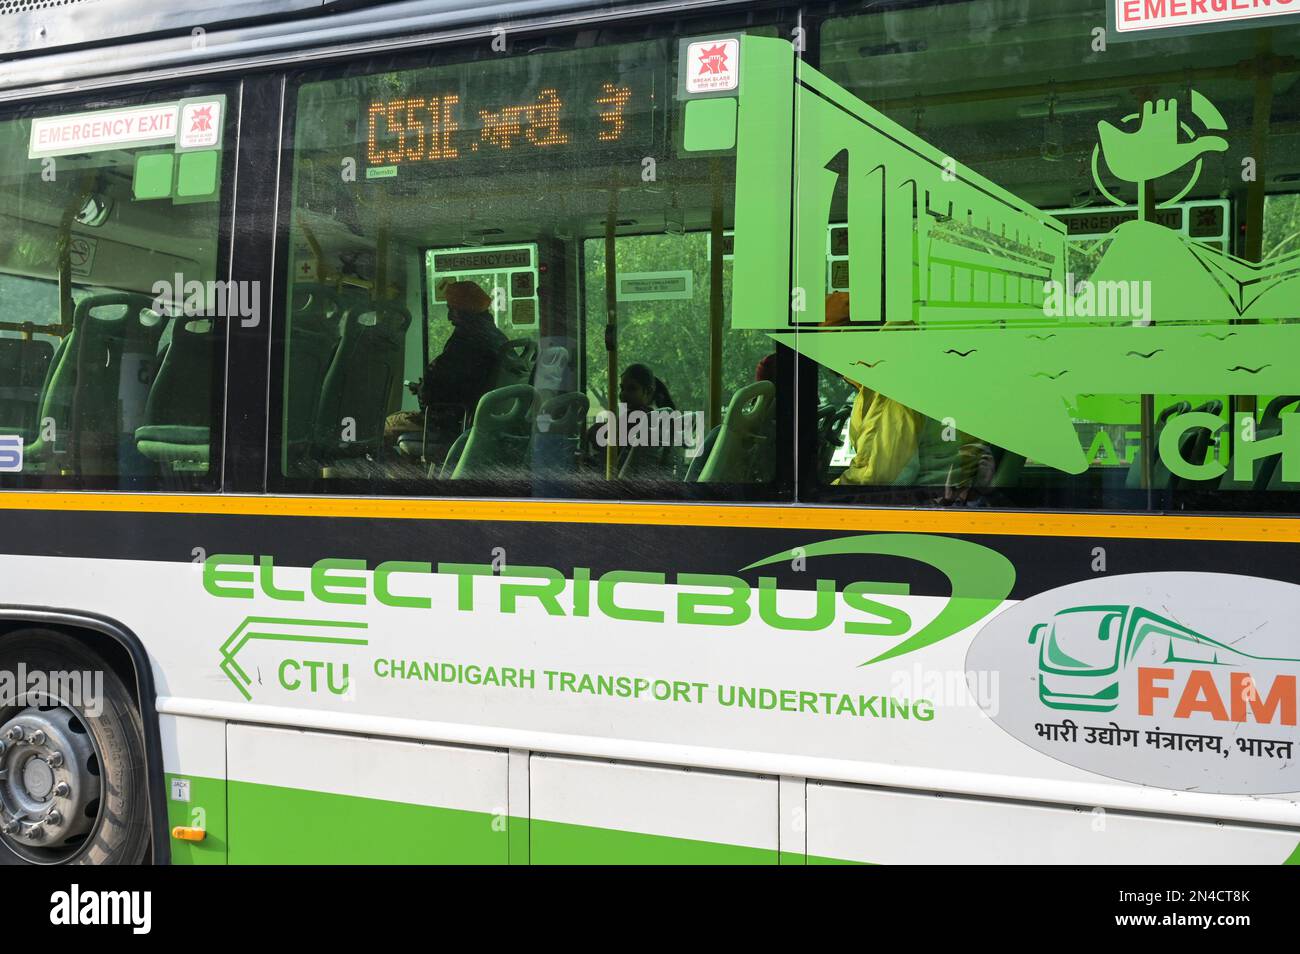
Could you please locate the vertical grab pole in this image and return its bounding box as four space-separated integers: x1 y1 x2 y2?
56 223 74 474
375 187 390 301
605 187 619 480
1138 179 1157 492
60 173 95 475
56 229 73 336
1236 32 1274 431
709 159 725 432
375 227 389 302
55 172 94 335
1243 32 1274 267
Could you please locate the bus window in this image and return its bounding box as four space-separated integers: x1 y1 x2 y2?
791 0 1300 512
582 231 778 484
273 14 794 499
0 89 233 490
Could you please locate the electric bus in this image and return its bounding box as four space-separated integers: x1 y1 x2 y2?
1 0 1300 865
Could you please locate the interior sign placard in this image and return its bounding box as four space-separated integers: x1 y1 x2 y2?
1114 0 1300 36
616 271 694 301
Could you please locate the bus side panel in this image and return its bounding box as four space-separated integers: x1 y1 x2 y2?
528 755 780 864
161 714 228 865
226 725 509 864
806 781 1300 865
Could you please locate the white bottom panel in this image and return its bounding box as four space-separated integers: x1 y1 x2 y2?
530 755 778 861
808 781 1300 864
227 724 508 812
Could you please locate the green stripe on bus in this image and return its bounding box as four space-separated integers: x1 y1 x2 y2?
226 781 509 864
166 773 228 865
509 813 530 866
174 775 1299 865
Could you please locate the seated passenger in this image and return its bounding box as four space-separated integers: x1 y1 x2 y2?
391 280 510 460
419 281 509 421
824 293 973 489
584 362 678 477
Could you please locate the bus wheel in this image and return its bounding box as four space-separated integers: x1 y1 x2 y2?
0 630 149 865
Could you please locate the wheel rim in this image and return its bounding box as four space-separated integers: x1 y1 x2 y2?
0 704 103 864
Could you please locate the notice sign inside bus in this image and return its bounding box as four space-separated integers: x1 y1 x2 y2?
617 271 694 301
1114 0 1300 36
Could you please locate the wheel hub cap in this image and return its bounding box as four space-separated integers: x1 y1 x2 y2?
0 707 100 852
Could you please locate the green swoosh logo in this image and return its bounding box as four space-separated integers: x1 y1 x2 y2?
744 533 1015 666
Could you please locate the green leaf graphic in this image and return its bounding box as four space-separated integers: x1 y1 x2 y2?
744 533 1015 666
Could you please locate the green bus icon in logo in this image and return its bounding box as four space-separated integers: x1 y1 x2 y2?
1029 605 1297 713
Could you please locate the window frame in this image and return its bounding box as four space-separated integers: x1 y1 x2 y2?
265 11 801 503
794 0 1300 517
0 78 239 494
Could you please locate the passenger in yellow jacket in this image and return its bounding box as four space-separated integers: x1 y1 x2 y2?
824 292 978 490
835 382 925 486
821 293 918 486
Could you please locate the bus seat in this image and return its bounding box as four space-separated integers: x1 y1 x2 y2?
23 332 74 462
1261 395 1300 428
313 302 410 460
1255 395 1300 491
421 339 534 453
683 424 721 482
1124 400 1191 490
449 383 535 480
0 337 54 442
284 284 343 469
618 440 677 479
991 448 1026 488
1215 396 1295 491
1167 399 1223 491
493 338 538 388
436 430 470 479
135 317 215 468
697 380 776 484
290 283 343 331
815 401 852 480
26 293 163 473
531 391 589 475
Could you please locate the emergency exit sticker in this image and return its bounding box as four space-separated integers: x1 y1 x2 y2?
1115 0 1300 34
28 96 225 159
29 103 179 159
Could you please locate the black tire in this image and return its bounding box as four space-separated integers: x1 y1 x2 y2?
0 629 149 865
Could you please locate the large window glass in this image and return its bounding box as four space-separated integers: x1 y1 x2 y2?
273 13 794 499
0 88 233 489
797 0 1300 512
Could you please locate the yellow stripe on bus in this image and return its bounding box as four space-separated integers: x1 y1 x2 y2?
0 491 1296 543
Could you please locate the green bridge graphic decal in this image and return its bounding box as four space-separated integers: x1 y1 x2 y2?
695 35 1300 477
